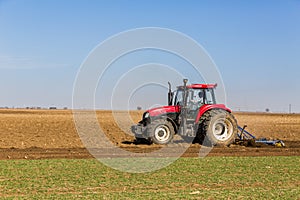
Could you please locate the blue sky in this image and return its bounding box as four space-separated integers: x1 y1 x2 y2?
0 0 299 112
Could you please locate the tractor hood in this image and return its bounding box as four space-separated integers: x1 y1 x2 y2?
147 106 180 117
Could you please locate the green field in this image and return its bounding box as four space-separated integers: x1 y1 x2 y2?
0 157 299 199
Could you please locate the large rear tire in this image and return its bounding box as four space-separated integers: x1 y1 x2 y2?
200 109 237 146
148 120 174 145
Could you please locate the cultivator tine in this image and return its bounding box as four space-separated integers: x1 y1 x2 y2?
238 125 247 140
237 125 256 140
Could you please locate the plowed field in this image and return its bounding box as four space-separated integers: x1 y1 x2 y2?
0 109 299 159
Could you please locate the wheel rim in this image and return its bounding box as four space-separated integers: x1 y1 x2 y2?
154 125 171 143
212 118 233 141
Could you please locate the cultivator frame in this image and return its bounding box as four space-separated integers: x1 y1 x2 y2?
235 125 285 147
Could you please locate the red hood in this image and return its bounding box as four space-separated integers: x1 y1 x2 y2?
147 106 180 117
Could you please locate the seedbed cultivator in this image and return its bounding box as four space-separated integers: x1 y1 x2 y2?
235 125 285 147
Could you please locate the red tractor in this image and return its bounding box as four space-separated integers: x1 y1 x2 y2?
131 79 238 146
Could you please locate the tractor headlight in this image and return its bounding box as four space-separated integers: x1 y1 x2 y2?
143 112 150 119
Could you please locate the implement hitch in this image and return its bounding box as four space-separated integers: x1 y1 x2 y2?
235 125 285 147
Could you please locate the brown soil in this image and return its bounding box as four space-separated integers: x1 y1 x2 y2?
0 109 299 160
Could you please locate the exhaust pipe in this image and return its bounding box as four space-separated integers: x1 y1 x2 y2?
181 79 188 136
168 82 173 106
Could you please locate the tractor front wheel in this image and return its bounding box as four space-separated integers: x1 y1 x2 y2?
148 120 174 145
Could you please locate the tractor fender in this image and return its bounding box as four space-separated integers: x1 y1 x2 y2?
195 104 232 123
165 116 178 134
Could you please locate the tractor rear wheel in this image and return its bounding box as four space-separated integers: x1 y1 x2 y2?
148 120 174 145
200 109 237 146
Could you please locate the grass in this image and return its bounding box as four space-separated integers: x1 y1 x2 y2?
0 157 299 199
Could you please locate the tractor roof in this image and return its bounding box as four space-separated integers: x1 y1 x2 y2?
178 83 217 89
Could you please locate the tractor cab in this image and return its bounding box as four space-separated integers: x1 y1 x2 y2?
170 83 218 120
